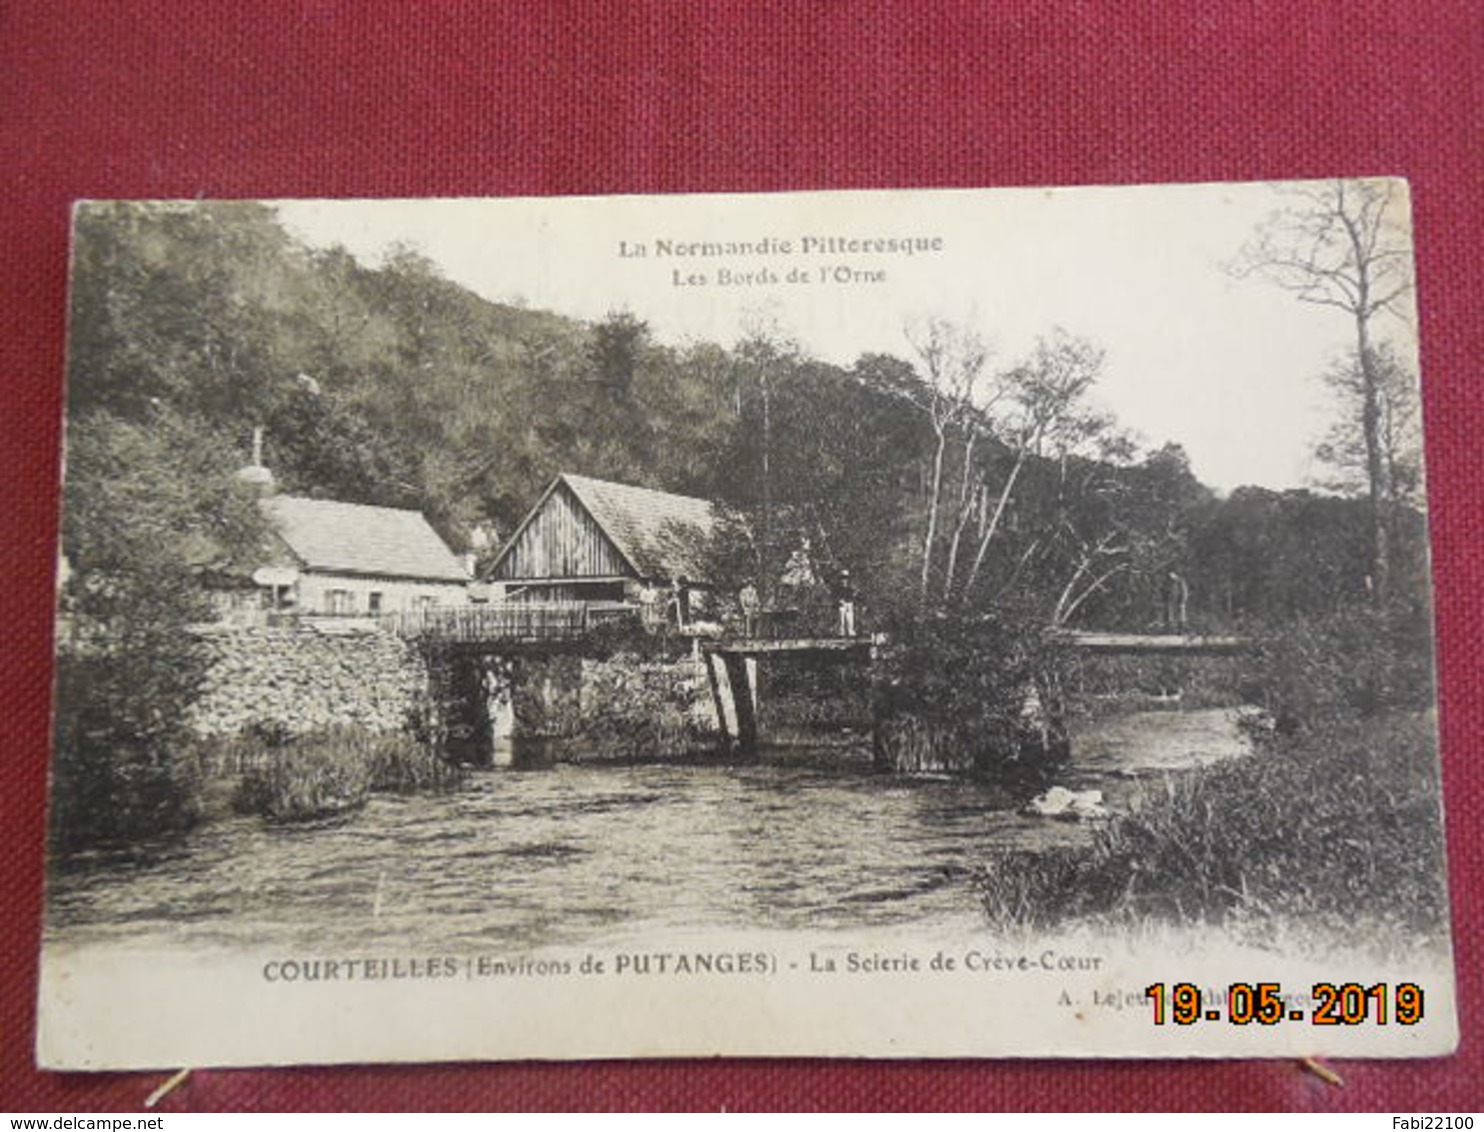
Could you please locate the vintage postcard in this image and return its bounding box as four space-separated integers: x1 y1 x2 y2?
38 183 1456 1068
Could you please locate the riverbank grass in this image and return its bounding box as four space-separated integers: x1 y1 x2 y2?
974 711 1448 955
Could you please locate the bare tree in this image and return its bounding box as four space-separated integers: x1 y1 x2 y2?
959 330 1104 599
735 310 803 601
1234 178 1414 603
904 317 988 602
1048 529 1129 628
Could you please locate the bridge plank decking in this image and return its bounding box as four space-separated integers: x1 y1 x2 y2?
706 636 875 657
1058 632 1250 655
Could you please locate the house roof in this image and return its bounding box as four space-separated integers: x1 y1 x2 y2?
562 474 717 582
264 495 470 583
493 473 716 584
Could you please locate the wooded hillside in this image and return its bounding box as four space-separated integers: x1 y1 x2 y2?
62 201 1426 632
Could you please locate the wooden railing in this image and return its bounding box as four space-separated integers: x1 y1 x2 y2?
384 602 639 644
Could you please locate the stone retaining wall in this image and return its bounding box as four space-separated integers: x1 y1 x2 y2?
187 625 428 738
186 629 718 760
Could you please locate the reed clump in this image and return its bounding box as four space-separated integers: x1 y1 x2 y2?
978 714 1444 944
233 726 463 823
367 732 467 792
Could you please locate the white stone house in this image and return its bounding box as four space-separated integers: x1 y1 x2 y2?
252 495 472 617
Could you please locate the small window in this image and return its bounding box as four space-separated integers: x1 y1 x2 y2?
368 592 384 614
326 589 354 615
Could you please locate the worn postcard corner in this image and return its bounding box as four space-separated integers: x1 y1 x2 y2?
40 181 1456 1069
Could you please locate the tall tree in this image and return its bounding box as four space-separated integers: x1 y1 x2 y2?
729 327 807 597
66 200 306 423
588 310 648 400
903 317 988 602
54 409 272 846
1234 178 1414 603
1313 342 1423 512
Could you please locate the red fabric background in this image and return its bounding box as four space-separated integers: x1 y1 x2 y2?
2 1 1479 1112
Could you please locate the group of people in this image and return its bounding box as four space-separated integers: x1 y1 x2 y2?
637 576 694 629
738 569 858 639
637 567 861 639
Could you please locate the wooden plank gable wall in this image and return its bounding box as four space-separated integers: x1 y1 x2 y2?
493 481 630 582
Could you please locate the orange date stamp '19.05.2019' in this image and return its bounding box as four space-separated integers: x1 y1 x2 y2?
1145 981 1425 1027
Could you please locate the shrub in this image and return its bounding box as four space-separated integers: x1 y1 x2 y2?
584 615 685 661
580 656 709 758
875 606 1070 773
49 652 209 850
1241 604 1435 733
758 663 871 732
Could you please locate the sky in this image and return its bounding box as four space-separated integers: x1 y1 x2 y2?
275 182 1419 494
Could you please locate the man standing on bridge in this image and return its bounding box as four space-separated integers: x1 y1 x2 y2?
739 580 760 637
835 569 857 638
670 576 691 630
1162 571 1189 632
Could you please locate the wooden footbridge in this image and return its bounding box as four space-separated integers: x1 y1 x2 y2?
701 636 877 750
390 604 1246 654
701 630 1250 751
387 603 1249 753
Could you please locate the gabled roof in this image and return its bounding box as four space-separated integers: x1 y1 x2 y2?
264 495 470 583
561 474 716 582
492 473 717 584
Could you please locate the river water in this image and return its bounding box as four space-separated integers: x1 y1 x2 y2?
45 709 1250 955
